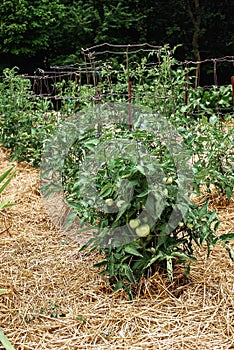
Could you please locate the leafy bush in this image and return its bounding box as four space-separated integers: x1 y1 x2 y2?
40 47 234 298
186 85 233 118
178 116 234 201
0 68 59 166
60 118 233 298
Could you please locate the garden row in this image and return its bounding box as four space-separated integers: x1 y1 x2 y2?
0 48 233 298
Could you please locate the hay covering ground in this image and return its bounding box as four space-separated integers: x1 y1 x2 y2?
0 146 233 350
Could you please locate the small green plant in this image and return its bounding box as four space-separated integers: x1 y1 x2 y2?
178 116 234 200
0 289 7 295
0 67 58 166
61 122 233 298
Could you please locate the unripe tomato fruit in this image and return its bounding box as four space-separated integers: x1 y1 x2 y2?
136 224 150 237
105 198 114 206
129 219 141 229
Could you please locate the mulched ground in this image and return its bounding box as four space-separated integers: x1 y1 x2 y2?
0 146 233 350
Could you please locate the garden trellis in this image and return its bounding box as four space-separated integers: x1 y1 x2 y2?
3 43 232 118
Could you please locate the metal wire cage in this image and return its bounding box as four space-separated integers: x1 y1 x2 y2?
27 43 234 120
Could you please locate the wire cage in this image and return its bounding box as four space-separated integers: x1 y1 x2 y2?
0 43 233 119
6 43 231 240
23 43 234 121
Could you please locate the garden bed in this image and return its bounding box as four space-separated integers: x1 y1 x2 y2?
0 146 233 349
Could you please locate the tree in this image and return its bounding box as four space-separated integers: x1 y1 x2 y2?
0 1 67 54
0 0 233 72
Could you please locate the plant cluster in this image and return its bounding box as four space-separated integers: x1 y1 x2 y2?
186 85 233 118
62 122 230 298
1 49 234 298
0 68 60 166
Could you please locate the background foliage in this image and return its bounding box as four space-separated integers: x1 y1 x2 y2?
0 0 234 72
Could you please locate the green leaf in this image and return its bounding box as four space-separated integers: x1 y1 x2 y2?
171 251 196 262
122 264 136 284
0 167 14 183
76 315 86 324
225 246 234 261
199 201 209 217
0 201 16 211
113 280 124 292
114 202 130 222
0 289 7 295
208 210 217 224
99 183 113 197
0 329 16 350
185 264 191 278
93 260 108 268
135 165 145 175
136 189 150 198
213 220 220 232
213 233 234 245
124 246 143 257
0 167 16 194
144 254 162 269
225 186 233 201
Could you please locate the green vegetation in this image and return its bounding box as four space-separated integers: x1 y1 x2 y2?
0 167 16 211
0 329 16 350
0 67 60 166
0 1 233 71
0 47 233 298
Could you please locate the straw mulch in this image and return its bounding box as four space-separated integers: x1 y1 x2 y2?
0 146 233 350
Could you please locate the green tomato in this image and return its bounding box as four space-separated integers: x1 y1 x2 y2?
129 218 141 229
149 247 156 254
162 177 168 184
116 200 125 208
178 221 184 227
187 223 194 229
165 176 173 185
105 198 114 206
136 224 150 237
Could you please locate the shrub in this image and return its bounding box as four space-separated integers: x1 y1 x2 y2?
0 68 58 166
59 115 233 298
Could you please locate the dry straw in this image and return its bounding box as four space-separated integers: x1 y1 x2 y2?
0 147 233 350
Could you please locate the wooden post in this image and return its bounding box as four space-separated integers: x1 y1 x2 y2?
195 62 200 89
184 75 189 118
126 46 133 131
231 76 234 105
128 80 133 131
